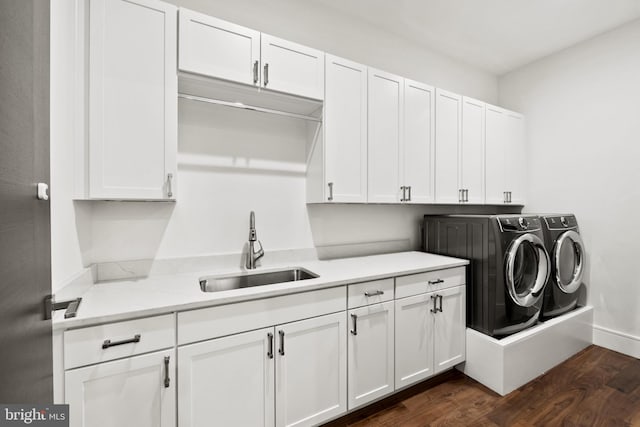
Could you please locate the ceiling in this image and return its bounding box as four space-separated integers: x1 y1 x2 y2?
309 0 640 75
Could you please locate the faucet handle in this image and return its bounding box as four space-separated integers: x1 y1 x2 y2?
254 240 265 260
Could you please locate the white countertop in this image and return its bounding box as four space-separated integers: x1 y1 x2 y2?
52 251 468 330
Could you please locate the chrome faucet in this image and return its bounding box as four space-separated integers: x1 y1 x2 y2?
246 211 264 269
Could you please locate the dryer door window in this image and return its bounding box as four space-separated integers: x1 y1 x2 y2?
554 230 585 294
506 233 550 307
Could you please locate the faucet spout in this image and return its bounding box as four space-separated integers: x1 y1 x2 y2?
246 211 264 269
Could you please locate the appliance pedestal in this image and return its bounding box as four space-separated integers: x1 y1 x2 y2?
458 306 593 395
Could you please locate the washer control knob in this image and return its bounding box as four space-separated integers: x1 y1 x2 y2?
560 216 568 227
518 217 529 229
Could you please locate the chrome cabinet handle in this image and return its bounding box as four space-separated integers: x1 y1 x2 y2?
464 189 469 202
459 189 463 203
102 334 141 349
278 330 285 356
267 332 274 359
438 294 443 312
263 63 269 86
167 173 173 198
350 314 358 335
430 295 437 313
504 191 512 203
163 356 170 388
327 182 334 201
407 186 412 201
400 186 406 202
428 278 444 285
364 290 384 297
253 60 259 84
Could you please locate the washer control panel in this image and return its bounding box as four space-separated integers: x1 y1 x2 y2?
499 216 541 232
544 215 578 230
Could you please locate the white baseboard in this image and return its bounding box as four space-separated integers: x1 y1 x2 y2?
593 324 640 358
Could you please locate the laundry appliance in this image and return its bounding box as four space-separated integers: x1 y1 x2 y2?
424 215 551 337
539 214 586 319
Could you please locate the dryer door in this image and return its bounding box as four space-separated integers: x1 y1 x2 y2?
554 230 585 294
505 233 551 307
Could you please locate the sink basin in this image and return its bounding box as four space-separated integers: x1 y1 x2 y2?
199 267 319 292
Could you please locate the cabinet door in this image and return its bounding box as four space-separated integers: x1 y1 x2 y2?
324 55 367 203
89 0 177 200
395 294 434 389
178 328 275 427
434 286 466 374
505 111 526 204
368 68 403 203
403 79 435 203
65 349 175 427
485 105 507 204
348 301 395 409
275 312 347 427
461 97 485 203
261 34 324 100
434 89 462 203
178 8 260 86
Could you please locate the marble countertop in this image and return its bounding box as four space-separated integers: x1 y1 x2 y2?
52 251 468 331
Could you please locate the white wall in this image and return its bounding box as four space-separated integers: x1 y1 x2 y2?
50 0 499 291
499 19 640 357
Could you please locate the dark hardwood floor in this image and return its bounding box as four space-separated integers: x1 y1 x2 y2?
324 345 640 426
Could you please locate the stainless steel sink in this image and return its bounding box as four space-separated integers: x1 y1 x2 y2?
199 267 319 292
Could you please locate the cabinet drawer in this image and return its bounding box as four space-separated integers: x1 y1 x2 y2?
178 287 346 345
347 278 394 309
64 314 175 369
395 267 465 299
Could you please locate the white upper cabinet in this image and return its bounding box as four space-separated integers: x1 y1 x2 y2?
178 9 324 100
485 105 507 204
178 9 261 86
322 55 368 203
461 97 486 204
486 105 526 204
402 79 435 203
261 34 325 100
89 0 177 200
368 68 403 203
505 111 526 204
434 89 462 203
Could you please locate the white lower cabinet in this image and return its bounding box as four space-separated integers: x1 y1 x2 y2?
178 312 346 427
434 286 466 373
348 301 395 409
178 328 275 427
275 312 347 427
395 293 435 389
394 285 466 389
65 349 176 427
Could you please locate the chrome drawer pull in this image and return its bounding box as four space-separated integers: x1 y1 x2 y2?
278 330 285 356
364 290 384 297
102 334 141 349
253 60 259 84
267 332 274 359
350 314 358 336
163 356 170 388
430 295 437 313
428 279 444 285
